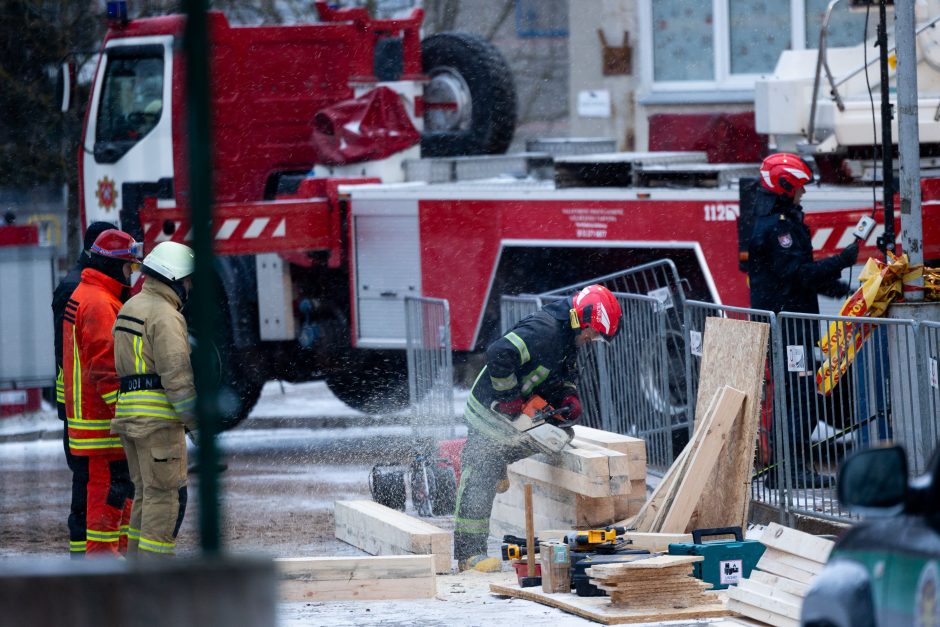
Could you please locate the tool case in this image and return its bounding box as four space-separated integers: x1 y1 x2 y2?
570 550 651 596
668 526 765 589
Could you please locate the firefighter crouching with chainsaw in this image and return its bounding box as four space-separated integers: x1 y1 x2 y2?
111 241 197 558
62 229 141 557
454 285 623 572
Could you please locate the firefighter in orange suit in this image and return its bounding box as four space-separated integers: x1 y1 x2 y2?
62 229 141 556
112 241 196 558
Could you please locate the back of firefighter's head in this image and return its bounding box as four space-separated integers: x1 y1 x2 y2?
141 241 195 303
88 229 141 283
759 153 813 200
569 284 622 345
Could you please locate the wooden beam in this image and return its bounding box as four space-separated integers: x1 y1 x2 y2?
277 555 436 601
334 500 451 574
760 523 834 564
620 532 693 553
658 386 745 533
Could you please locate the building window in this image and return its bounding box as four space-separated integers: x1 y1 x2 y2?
642 0 874 92
515 0 568 38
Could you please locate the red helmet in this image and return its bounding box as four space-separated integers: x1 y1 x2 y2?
759 153 813 198
89 229 141 262
571 284 622 340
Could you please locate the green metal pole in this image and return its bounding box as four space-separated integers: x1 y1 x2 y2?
182 0 222 554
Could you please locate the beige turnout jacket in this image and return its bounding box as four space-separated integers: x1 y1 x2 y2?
111 278 197 437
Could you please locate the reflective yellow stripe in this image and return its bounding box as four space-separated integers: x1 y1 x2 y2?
116 389 180 420
505 332 530 365
102 389 119 405
86 529 121 542
67 418 113 429
454 517 490 534
489 373 518 392
56 369 65 403
171 395 196 413
71 335 82 420
139 536 175 555
126 527 141 540
520 365 551 396
134 336 147 374
69 540 86 553
69 437 123 450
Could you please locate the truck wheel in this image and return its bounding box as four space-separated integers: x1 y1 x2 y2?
325 350 410 414
421 32 517 157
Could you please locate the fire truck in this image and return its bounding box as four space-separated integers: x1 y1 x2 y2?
73 2 940 426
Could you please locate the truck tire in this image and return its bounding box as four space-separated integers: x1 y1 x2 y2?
325 349 410 414
421 32 517 157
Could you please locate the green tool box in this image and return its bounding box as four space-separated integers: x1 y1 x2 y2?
668 526 765 590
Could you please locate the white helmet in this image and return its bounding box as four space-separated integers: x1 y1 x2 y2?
142 241 194 282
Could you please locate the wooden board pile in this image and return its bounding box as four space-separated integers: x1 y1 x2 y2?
334 499 452 574
490 425 647 539
725 523 834 627
625 317 770 534
588 555 718 609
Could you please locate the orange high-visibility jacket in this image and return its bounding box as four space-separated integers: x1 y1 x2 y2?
62 268 125 457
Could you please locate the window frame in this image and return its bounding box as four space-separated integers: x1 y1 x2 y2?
639 0 810 95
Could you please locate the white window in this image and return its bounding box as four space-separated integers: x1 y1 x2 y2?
640 0 869 96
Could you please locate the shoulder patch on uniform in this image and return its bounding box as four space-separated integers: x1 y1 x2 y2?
777 233 793 248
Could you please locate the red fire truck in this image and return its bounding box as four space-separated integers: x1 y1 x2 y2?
73 2 940 425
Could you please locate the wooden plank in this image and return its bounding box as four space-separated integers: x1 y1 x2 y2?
489 582 732 624
726 584 801 620
589 555 703 573
334 500 452 574
759 548 825 576
509 456 632 498
760 523 834 564
691 317 770 532
755 557 817 585
736 578 804 606
276 555 436 602
726 597 800 627
620 532 692 553
659 386 746 533
747 569 811 597
572 425 647 459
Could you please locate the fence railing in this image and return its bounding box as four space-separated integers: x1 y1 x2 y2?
404 296 456 438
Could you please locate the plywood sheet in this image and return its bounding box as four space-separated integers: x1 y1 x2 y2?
690 317 770 532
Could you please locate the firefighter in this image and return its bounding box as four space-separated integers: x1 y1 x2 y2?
62 229 140 557
52 220 116 557
747 152 859 489
111 241 196 558
454 284 622 571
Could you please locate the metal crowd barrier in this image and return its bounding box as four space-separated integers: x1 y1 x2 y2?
925 321 940 441
404 296 456 438
499 294 542 334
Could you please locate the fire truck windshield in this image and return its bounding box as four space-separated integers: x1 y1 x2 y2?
95 50 164 158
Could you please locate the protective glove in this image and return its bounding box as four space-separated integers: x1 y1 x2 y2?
492 398 524 417
820 280 852 299
838 241 859 268
559 395 582 422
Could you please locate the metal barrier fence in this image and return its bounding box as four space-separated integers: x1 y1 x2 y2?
499 294 542 334
404 296 456 438
925 321 940 441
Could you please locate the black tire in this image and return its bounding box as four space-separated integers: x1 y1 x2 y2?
325 349 410 414
421 32 517 157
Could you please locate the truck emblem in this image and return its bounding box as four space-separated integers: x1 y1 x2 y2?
95 176 119 211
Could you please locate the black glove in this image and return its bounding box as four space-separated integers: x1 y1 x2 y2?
838 241 859 268
820 280 852 299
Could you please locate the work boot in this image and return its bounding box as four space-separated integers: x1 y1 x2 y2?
458 554 501 573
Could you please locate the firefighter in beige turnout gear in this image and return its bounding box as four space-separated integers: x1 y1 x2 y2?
112 242 196 557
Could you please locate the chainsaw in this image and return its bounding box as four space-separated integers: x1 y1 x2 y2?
509 395 576 453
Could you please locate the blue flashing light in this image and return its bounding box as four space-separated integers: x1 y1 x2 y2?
106 1 128 25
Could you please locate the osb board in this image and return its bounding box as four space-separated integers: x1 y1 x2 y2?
690 317 769 532
490 583 731 625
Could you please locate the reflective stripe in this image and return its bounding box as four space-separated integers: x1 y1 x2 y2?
70 335 82 420
116 389 180 421
139 536 175 555
102 389 119 405
505 332 530 365
56 369 65 403
489 372 518 392
69 437 123 450
171 395 196 414
520 365 551 396
69 540 86 553
126 527 141 540
86 529 121 543
68 418 113 429
454 517 490 534
134 336 147 374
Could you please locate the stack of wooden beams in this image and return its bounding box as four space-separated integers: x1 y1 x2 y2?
725 523 834 627
587 555 718 609
489 425 646 539
624 317 770 535
334 500 452 574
